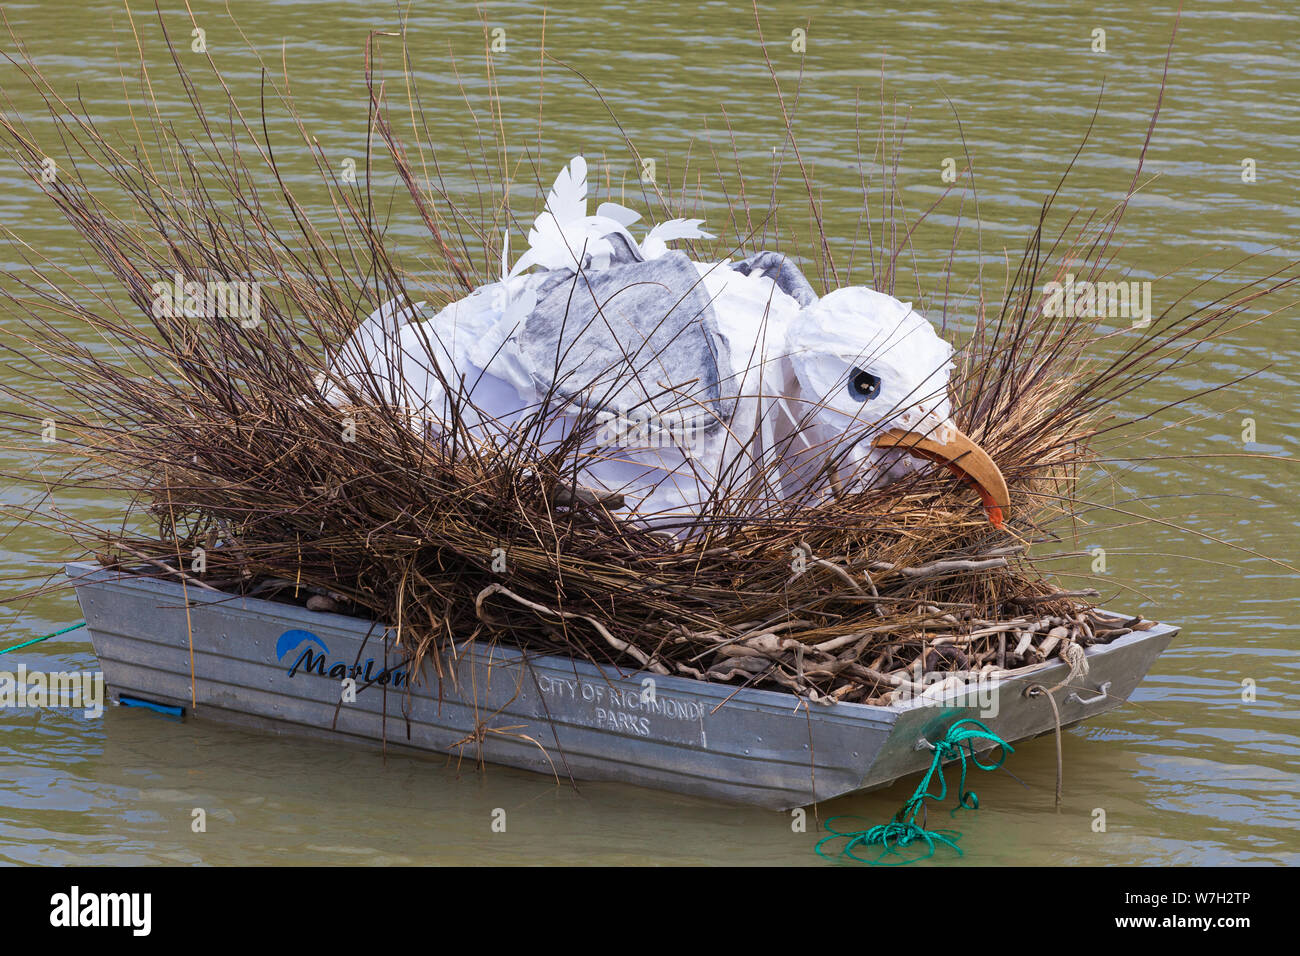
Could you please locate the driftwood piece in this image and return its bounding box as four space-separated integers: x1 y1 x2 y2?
476 583 669 675
550 483 625 510
896 556 1009 580
116 544 223 593
1011 588 1101 605
306 594 339 613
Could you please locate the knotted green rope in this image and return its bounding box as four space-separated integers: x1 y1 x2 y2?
815 718 1014 865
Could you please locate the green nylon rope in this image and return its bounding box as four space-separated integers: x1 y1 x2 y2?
0 621 87 656
815 717 1014 865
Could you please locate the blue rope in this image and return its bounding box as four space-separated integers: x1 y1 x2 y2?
815 718 1014 865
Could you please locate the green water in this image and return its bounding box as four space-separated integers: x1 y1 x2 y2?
0 0 1296 865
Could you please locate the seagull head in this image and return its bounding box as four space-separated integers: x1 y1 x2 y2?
782 286 1011 527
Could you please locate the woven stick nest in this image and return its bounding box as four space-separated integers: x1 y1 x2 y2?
0 24 1288 705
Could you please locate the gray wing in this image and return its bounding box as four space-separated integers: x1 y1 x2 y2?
517 251 730 429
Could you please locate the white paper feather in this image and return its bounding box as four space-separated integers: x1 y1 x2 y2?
509 156 592 277
644 218 713 243
596 201 642 227
641 218 715 259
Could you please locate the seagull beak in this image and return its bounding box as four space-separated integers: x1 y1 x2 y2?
872 424 1011 528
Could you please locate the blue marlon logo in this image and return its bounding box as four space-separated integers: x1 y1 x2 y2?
276 629 408 688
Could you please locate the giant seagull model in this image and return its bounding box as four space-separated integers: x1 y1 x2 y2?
323 156 1010 531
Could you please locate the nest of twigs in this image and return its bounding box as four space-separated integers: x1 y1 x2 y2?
0 20 1288 705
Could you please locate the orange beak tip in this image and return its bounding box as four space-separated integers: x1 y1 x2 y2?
873 425 1010 528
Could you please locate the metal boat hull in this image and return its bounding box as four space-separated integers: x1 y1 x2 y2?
65 562 1177 809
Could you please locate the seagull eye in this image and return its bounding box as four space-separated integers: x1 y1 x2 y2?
849 368 881 402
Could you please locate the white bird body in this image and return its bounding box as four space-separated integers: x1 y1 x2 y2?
324 156 1010 531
